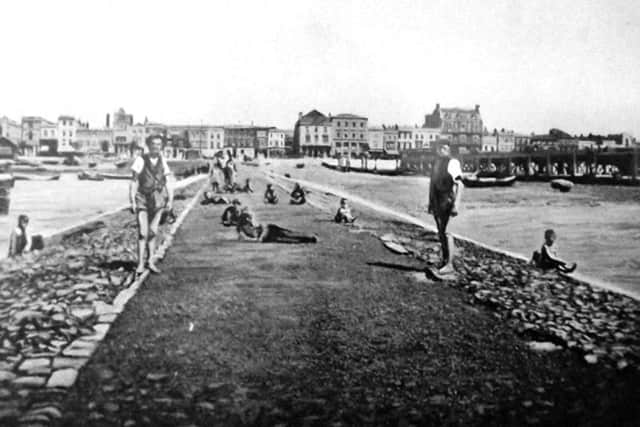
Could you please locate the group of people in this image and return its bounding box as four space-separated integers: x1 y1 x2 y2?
428 143 576 277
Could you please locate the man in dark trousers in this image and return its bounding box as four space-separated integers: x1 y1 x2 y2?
428 144 463 276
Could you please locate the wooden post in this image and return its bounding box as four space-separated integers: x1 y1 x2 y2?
571 150 577 176
632 146 638 182
546 151 552 177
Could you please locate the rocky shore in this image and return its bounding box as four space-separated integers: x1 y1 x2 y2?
0 178 205 426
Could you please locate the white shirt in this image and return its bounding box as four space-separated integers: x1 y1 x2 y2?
447 158 463 180
131 155 171 176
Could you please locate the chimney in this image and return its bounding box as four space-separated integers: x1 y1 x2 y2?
106 114 110 128
298 112 303 120
435 103 440 111
475 104 480 112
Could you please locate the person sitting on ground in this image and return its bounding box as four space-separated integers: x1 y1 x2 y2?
221 199 242 226
240 178 254 193
334 198 357 223
264 183 279 204
201 191 229 206
531 229 577 273
8 214 32 258
236 208 318 243
290 183 306 205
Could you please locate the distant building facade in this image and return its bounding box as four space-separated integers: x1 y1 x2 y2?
21 116 52 156
331 113 368 157
398 127 414 151
423 103 483 152
57 115 78 153
267 129 285 157
514 133 531 152
0 116 22 145
367 128 384 152
293 110 332 157
75 128 113 153
382 125 399 154
412 127 440 150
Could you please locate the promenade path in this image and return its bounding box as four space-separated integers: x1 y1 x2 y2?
57 169 638 426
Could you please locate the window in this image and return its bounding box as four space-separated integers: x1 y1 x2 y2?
305 135 310 142
360 123 364 128
337 122 340 127
352 122 355 127
360 134 363 139
315 127 318 133
352 133 355 138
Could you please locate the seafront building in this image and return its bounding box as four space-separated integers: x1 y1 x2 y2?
482 128 516 152
293 110 333 157
0 116 22 146
267 128 286 157
367 127 384 153
331 113 368 158
423 103 483 153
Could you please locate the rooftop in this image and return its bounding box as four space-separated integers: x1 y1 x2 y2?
332 113 368 120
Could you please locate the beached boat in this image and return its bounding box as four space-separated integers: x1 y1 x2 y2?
98 172 131 180
115 160 129 168
296 163 305 169
550 179 574 192
88 162 97 168
77 171 104 181
13 173 61 181
462 174 517 188
42 159 61 165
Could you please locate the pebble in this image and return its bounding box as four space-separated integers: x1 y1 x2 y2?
52 357 88 370
13 376 47 387
47 368 78 388
18 358 51 372
0 370 17 381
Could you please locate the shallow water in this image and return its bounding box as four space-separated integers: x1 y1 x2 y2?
0 173 176 257
266 160 640 294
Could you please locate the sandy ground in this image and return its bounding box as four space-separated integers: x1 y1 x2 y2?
55 167 639 426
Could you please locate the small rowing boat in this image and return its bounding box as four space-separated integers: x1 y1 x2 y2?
13 173 61 181
550 179 574 192
462 174 516 188
77 171 104 181
98 172 130 180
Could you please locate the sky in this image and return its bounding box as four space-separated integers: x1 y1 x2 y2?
1 0 639 136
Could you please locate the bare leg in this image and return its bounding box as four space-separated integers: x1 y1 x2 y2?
136 211 149 274
147 209 164 273
433 212 454 272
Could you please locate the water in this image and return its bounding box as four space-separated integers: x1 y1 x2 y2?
266 160 640 295
1 173 135 256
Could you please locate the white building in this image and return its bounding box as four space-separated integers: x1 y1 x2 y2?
481 135 498 152
57 115 78 153
207 127 225 151
367 128 384 151
413 127 440 150
267 129 285 157
0 116 22 145
398 127 414 151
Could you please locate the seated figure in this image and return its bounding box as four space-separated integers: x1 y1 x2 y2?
290 183 306 205
264 184 279 204
334 198 356 223
221 199 242 226
531 229 577 273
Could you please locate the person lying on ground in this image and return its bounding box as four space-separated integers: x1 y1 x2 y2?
8 214 32 258
334 198 357 223
201 191 229 206
264 183 279 204
290 183 306 205
222 199 243 226
236 208 318 243
531 229 577 273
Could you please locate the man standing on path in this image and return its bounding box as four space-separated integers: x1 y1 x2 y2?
428 144 463 276
130 135 173 275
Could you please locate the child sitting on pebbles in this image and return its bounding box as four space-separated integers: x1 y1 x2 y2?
264 184 279 204
531 229 577 273
334 198 357 223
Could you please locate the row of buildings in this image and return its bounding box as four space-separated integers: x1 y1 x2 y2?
0 108 288 159
293 104 637 157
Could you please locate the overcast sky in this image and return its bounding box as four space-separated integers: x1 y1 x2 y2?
1 0 639 136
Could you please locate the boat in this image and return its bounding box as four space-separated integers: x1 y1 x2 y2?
550 178 574 192
78 171 104 181
462 174 517 188
296 163 305 169
42 159 61 165
88 162 97 168
13 173 61 181
98 172 131 180
115 160 129 168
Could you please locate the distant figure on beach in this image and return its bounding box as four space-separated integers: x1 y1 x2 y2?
211 180 221 193
224 150 236 187
334 198 357 223
428 144 463 275
222 199 242 226
531 229 577 273
236 208 318 243
130 135 173 275
8 214 31 257
201 191 229 206
290 183 306 205
240 178 254 193
264 183 279 204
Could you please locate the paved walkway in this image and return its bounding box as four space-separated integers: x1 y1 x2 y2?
57 170 639 426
